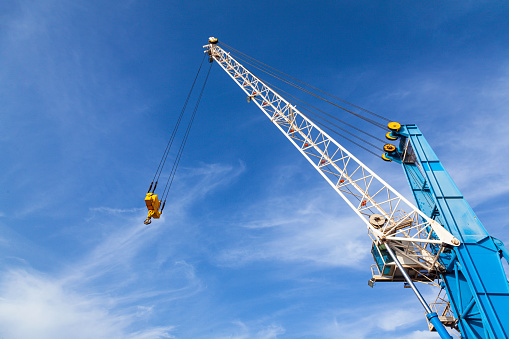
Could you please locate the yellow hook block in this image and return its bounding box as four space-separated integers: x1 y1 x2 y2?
144 193 162 225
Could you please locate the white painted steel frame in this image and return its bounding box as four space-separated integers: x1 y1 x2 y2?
205 42 459 273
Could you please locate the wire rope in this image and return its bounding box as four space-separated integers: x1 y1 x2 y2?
220 41 391 124
246 76 382 157
160 62 213 204
228 52 387 130
259 77 386 147
261 86 382 155
148 55 206 193
315 120 381 157
213 43 395 160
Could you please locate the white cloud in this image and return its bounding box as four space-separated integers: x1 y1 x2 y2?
216 190 371 268
66 162 243 281
314 302 442 339
0 161 244 339
167 162 246 210
394 330 441 339
0 269 174 339
256 324 286 339
379 62 509 207
434 112 509 206
213 321 285 339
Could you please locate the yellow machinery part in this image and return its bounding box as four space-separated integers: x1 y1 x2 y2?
387 121 401 131
209 37 218 44
144 193 162 224
382 153 392 162
386 132 398 140
383 144 396 152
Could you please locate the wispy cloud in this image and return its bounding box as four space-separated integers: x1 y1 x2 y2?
216 182 371 268
373 61 509 207
393 330 439 339
2 2 506 338
0 269 175 339
312 302 445 339
0 162 244 338
210 320 285 339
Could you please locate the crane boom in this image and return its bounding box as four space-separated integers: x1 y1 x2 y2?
205 38 458 337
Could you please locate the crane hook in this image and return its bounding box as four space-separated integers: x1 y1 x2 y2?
144 217 152 225
144 193 162 225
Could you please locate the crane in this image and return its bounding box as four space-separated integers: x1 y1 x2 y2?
384 125 509 337
202 37 509 338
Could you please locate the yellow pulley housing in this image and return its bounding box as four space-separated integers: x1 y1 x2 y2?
386 132 398 140
209 37 218 44
382 153 392 162
387 121 401 131
383 144 396 153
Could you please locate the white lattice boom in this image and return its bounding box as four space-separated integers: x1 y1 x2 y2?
204 40 460 274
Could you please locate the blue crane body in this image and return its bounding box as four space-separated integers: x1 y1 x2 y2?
386 124 509 338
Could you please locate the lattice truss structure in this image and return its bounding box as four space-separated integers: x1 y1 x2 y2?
429 288 460 334
205 42 460 276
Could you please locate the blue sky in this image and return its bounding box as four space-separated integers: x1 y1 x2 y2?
1 1 509 338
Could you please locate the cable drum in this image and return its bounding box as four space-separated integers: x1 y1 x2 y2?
369 214 387 228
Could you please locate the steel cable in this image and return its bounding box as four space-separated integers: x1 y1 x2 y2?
229 52 386 130
229 53 387 130
161 62 213 203
251 76 384 158
220 41 391 124
259 77 386 147
148 55 206 193
249 82 382 157
314 120 381 157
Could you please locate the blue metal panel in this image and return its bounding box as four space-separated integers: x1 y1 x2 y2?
394 124 509 338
